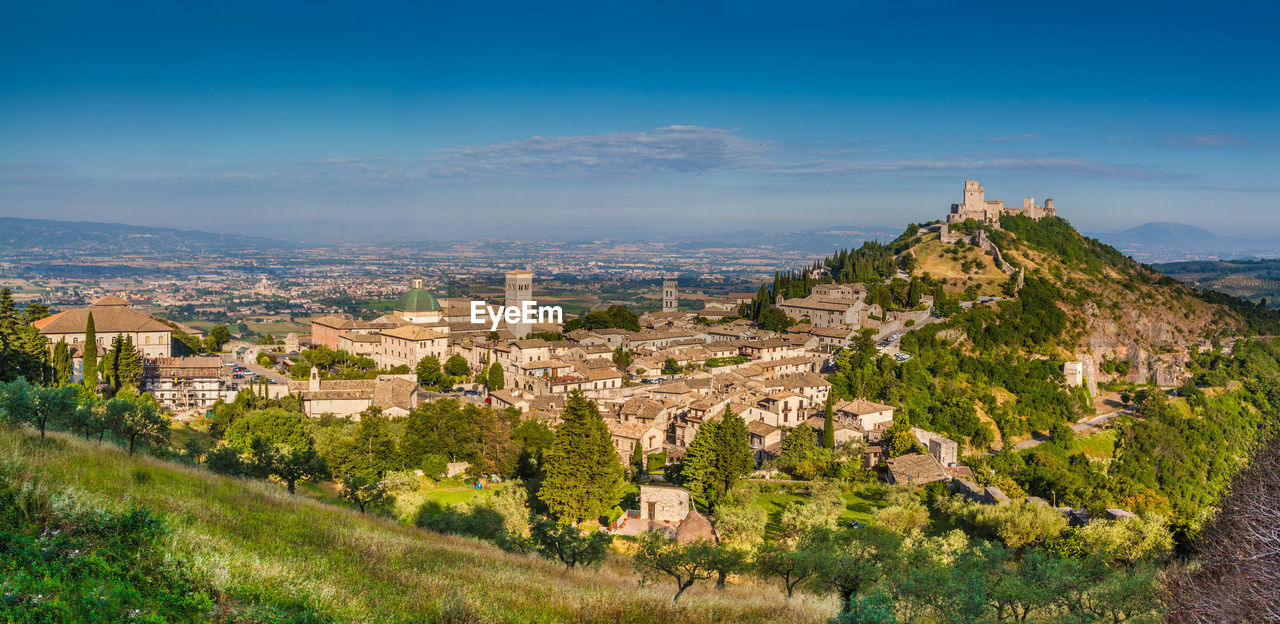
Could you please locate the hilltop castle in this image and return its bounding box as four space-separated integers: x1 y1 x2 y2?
946 180 1054 224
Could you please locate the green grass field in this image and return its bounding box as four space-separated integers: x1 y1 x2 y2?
1071 429 1118 459
3 428 832 623
755 485 886 539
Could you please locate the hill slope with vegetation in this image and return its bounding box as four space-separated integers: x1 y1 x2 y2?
0 426 825 624
776 216 1280 537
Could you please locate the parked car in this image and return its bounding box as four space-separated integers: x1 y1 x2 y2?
464 390 480 396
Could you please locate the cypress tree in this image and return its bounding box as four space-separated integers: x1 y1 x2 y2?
631 438 645 481
82 312 98 388
822 399 836 449
539 391 624 523
103 335 123 389
52 340 72 385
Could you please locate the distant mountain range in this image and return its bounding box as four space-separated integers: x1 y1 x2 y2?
0 217 285 254
1091 222 1280 263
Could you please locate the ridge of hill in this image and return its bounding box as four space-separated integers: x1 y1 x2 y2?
0 427 825 624
0 216 284 254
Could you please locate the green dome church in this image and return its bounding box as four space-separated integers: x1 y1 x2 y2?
394 279 444 324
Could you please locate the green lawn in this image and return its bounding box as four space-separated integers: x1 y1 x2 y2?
755 486 886 539
408 481 503 517
245 320 309 337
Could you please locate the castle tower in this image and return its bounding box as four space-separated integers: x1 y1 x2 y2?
1044 198 1054 218
505 270 533 338
662 279 678 313
963 180 984 210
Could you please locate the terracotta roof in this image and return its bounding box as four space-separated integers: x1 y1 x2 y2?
373 377 418 411
605 419 652 440
34 305 174 335
92 295 132 306
885 453 949 485
835 398 895 415
380 325 445 341
513 339 554 348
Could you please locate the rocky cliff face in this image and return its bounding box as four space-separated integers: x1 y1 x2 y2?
943 224 1244 387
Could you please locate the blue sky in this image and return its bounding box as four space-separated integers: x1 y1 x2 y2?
1 0 1277 238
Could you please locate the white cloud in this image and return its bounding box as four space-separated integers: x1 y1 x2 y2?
986 134 1041 143
751 155 1177 180
1159 133 1248 148
423 125 772 179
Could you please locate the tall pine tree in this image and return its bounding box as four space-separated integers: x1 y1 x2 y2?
680 408 754 505
82 312 98 388
710 408 753 500
539 391 624 523
0 287 49 382
680 418 720 500
116 335 143 388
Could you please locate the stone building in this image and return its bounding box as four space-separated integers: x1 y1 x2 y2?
1064 361 1084 387
287 369 425 418
639 484 691 525
34 296 177 367
929 437 958 467
662 279 678 313
946 180 1055 224
375 324 448 370
775 293 873 329
833 398 896 434
885 453 950 485
142 356 229 411
505 270 533 338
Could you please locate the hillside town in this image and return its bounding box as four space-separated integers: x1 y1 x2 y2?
22 182 1120 524
4 179 1276 624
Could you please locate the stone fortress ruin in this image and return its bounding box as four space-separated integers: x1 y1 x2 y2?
946 180 1054 225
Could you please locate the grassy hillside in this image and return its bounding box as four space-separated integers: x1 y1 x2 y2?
910 235 1009 298
2 427 829 624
